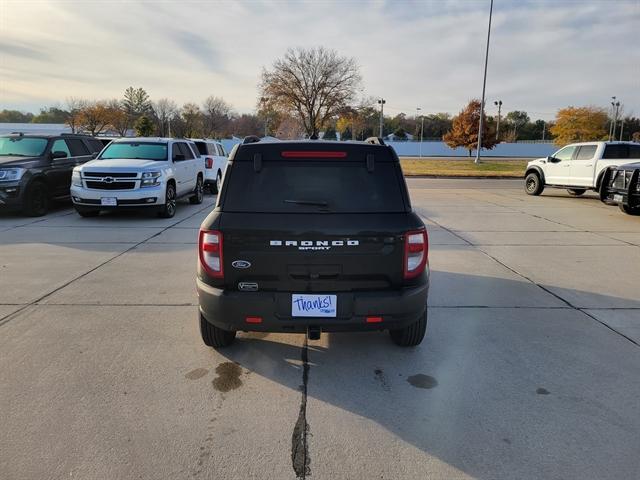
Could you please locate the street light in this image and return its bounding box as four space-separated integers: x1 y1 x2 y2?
416 107 424 159
475 0 494 164
377 98 386 138
494 100 502 141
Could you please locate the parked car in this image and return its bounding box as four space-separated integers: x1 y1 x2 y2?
190 139 228 194
0 133 103 216
524 141 640 196
196 137 429 348
600 163 640 215
70 138 205 218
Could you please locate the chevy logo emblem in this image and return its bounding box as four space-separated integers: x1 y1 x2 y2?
103 177 115 183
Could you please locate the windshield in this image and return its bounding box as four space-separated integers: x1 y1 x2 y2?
99 142 168 161
0 137 48 157
223 161 406 213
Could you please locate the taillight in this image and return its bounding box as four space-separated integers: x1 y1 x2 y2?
199 230 223 278
205 157 213 168
403 229 428 279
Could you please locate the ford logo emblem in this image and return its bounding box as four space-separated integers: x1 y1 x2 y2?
232 260 251 269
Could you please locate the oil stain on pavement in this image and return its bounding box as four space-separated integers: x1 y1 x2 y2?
407 374 438 389
212 362 243 392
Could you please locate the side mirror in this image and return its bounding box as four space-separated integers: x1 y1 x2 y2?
173 154 185 162
51 151 68 159
547 156 560 163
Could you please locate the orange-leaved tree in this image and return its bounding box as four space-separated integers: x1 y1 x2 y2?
444 99 497 156
549 106 608 146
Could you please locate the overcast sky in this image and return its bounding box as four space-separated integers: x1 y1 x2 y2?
1 0 638 120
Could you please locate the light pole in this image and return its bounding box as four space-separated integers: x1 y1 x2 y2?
377 98 386 138
494 100 502 141
541 120 546 141
416 107 424 158
608 96 616 140
475 0 494 164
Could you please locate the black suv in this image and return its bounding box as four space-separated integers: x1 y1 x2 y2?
196 138 430 348
0 133 104 216
600 163 640 215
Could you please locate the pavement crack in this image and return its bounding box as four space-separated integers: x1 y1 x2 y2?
291 336 310 479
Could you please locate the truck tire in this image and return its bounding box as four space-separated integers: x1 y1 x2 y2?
619 204 640 215
190 175 204 204
158 183 176 218
567 189 586 196
23 180 49 217
525 172 544 196
389 309 427 347
200 313 236 347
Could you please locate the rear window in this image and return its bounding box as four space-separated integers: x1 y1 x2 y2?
603 144 640 159
99 142 168 161
222 160 406 213
194 141 208 156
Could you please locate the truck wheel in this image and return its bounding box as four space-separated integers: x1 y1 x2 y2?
389 309 427 347
158 183 176 218
567 189 586 196
200 313 236 347
23 181 49 217
524 172 544 196
211 171 222 195
190 176 204 204
75 206 100 217
619 204 640 216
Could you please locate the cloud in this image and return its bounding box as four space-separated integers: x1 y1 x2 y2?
0 0 638 119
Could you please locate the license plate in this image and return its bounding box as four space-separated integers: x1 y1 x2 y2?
614 194 623 203
101 197 117 206
292 294 337 317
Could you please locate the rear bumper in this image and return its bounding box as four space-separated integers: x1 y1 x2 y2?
197 279 429 333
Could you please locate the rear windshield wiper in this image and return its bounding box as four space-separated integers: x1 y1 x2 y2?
284 199 328 207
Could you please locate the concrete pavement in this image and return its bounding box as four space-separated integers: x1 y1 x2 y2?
1 180 639 480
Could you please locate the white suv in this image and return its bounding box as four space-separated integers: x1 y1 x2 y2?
190 139 228 194
525 141 640 196
70 138 205 218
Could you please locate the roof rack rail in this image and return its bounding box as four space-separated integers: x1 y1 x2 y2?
364 136 385 146
10 132 24 136
243 135 261 145
61 133 91 137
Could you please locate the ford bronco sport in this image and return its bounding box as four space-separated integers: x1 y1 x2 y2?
196 138 429 347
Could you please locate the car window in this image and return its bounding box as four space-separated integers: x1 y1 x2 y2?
575 145 597 160
181 143 196 160
194 141 208 156
87 139 104 153
217 144 226 156
172 143 186 161
629 145 640 159
603 144 629 159
187 142 199 158
66 138 90 156
554 146 576 161
100 142 168 161
0 137 48 156
207 143 217 156
51 139 71 157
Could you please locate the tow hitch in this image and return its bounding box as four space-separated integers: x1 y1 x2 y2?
307 326 321 341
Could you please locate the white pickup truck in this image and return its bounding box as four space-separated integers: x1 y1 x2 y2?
524 141 640 196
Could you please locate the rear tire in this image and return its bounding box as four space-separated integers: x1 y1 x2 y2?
75 206 100 217
389 309 427 347
567 189 586 196
211 171 222 195
524 172 544 196
200 313 236 348
190 176 204 204
23 181 49 217
619 203 640 215
158 183 176 218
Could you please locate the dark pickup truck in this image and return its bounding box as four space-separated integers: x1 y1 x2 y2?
0 133 104 216
196 138 430 348
600 163 640 215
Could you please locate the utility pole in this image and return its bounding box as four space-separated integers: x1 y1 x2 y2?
608 96 616 140
542 120 546 141
619 116 625 141
475 0 494 164
610 98 620 141
494 100 502 140
416 107 424 159
377 98 386 138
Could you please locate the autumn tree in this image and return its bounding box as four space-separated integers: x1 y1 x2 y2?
105 99 129 136
180 103 203 138
549 106 608 146
444 100 497 156
260 47 362 137
65 97 86 133
79 101 111 136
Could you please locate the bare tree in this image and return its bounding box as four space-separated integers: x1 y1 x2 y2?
202 96 232 138
153 98 178 137
260 47 362 137
180 103 203 138
65 97 87 133
106 99 129 136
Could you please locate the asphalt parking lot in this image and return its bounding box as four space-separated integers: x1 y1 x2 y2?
1 178 639 480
